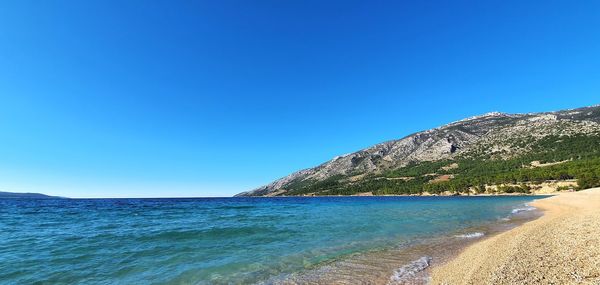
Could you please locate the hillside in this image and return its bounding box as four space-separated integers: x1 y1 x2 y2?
237 105 600 196
0 191 63 199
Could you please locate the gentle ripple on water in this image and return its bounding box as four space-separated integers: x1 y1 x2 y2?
0 196 546 284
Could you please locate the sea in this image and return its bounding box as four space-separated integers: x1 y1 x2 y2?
0 196 546 284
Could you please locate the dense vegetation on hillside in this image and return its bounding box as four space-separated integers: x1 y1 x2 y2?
283 134 600 196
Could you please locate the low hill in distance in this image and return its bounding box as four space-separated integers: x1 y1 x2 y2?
237 104 600 196
0 191 64 199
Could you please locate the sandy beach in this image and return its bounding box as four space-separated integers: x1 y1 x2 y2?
431 188 600 284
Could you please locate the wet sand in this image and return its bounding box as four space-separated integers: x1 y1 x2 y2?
431 188 600 284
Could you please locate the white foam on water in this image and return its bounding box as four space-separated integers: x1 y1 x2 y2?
388 256 432 284
454 232 485 239
511 204 536 214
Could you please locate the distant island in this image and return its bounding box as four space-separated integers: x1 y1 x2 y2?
238 104 600 197
0 191 64 199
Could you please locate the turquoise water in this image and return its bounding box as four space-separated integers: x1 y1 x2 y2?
0 196 543 284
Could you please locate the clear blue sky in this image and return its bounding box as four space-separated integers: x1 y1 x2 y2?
1 1 599 198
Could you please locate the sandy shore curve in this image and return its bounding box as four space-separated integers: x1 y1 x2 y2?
431 188 600 284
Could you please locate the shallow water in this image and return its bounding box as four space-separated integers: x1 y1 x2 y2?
0 196 545 284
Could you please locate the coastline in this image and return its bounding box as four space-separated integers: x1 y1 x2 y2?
273 196 545 284
431 187 600 284
254 191 561 198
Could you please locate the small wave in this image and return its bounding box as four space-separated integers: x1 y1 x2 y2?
388 256 431 284
455 232 485 238
511 205 536 214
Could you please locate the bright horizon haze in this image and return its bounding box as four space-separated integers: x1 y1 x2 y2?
1 1 599 197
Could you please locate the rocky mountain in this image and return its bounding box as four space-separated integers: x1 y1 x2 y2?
237 105 600 196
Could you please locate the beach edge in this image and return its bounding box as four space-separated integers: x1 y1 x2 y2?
430 187 600 284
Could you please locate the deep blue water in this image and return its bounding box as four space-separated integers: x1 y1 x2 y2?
0 196 544 284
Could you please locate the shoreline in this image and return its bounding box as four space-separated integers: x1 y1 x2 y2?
275 196 544 284
431 187 600 284
250 192 562 198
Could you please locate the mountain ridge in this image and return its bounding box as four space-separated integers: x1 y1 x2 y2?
237 105 600 196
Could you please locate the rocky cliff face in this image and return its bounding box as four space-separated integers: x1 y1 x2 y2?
236 105 600 196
